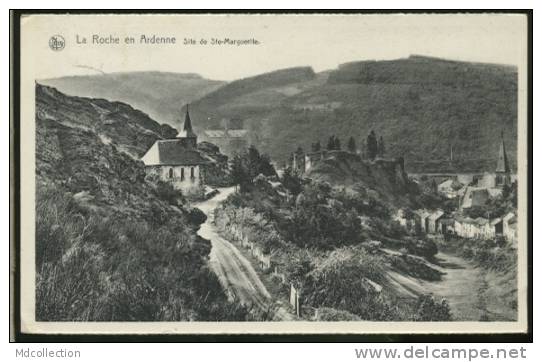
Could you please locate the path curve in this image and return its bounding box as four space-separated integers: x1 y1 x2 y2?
195 188 293 320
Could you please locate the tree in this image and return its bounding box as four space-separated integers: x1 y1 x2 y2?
247 145 276 178
312 141 321 152
360 140 366 159
377 136 385 157
259 153 276 177
367 130 378 160
230 154 250 192
327 136 336 151
282 167 303 196
347 136 357 153
334 137 341 150
230 146 276 192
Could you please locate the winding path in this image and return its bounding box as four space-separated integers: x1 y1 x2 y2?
387 250 516 321
195 188 293 320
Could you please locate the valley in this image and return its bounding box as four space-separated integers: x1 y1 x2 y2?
34 53 519 323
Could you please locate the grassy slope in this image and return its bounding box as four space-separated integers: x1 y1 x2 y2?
35 84 245 321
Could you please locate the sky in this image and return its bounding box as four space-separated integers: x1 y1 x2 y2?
22 14 528 81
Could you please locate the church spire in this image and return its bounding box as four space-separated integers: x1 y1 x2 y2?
176 105 197 148
496 130 510 174
183 105 196 137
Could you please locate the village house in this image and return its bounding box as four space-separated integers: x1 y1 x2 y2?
414 209 431 233
503 212 518 244
474 217 493 239
458 132 511 209
454 216 478 239
460 187 491 209
436 218 455 235
200 118 249 157
427 210 445 234
490 217 503 236
141 107 210 192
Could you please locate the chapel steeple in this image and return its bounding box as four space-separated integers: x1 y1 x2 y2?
176 105 197 147
495 130 511 186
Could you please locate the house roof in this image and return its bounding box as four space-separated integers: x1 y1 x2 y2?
439 218 455 226
203 129 248 138
462 187 490 207
438 179 461 190
487 188 503 197
414 209 430 218
475 217 489 225
142 139 210 166
455 216 476 225
428 210 445 221
503 212 516 222
438 179 453 188
490 218 502 225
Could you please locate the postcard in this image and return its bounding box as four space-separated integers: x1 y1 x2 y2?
13 12 530 336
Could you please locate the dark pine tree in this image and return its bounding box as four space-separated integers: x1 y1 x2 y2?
377 136 386 157
334 137 341 150
327 136 336 151
312 141 321 152
347 136 357 153
367 130 378 160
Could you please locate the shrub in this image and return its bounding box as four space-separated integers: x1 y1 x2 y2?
187 207 207 226
300 247 400 320
408 238 439 259
414 294 452 321
155 180 183 205
35 184 247 321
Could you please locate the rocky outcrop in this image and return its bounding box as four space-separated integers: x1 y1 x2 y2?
306 151 416 205
197 141 231 187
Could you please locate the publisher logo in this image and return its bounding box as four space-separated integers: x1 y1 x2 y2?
49 35 65 51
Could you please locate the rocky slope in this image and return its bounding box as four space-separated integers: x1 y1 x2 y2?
305 151 415 204
35 84 243 321
36 84 229 175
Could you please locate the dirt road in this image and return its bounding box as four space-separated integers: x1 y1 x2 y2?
387 251 516 321
195 188 293 319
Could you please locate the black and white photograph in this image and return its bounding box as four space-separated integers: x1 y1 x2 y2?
13 12 530 337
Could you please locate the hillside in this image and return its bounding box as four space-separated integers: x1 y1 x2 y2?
35 84 243 321
40 71 225 127
187 55 517 173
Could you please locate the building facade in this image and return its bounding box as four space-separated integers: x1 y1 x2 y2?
141 107 209 192
200 119 249 157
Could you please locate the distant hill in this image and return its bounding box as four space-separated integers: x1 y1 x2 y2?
40 71 225 127
186 55 517 173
